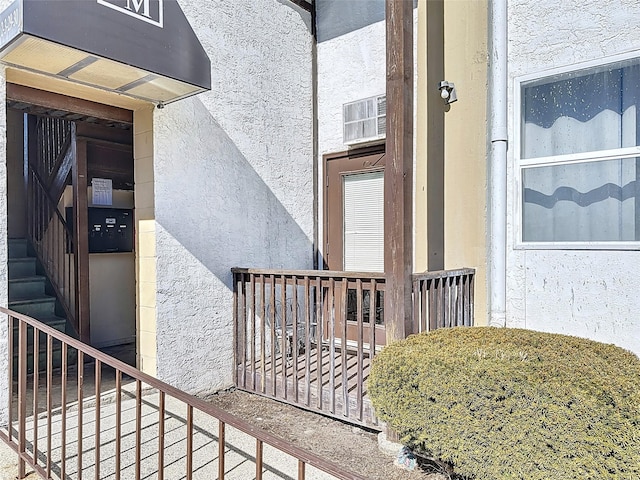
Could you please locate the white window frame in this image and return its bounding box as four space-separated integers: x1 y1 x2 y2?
514 50 640 250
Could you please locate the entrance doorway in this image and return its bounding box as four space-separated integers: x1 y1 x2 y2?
323 146 386 346
6 87 136 358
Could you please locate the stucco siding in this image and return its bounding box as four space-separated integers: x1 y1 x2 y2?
153 0 313 394
317 20 387 157
507 0 640 356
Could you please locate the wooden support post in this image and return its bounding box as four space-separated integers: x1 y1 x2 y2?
385 0 414 342
73 130 91 344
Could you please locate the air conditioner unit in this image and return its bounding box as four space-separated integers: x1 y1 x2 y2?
343 95 386 145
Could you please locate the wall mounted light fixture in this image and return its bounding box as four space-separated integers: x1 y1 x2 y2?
438 81 457 104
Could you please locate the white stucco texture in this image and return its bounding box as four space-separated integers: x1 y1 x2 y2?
507 0 640 357
317 20 386 155
152 0 313 395
522 250 640 355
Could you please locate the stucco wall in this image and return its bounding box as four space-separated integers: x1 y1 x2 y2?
153 0 313 394
317 20 386 157
507 0 640 356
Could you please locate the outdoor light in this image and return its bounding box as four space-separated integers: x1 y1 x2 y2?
438 81 457 104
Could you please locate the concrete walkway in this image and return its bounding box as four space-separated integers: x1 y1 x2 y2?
2 386 339 480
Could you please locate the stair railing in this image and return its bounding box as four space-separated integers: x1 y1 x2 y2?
1 308 368 480
26 117 78 337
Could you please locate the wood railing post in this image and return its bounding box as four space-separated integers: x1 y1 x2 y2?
384 0 414 343
232 271 239 386
72 130 91 343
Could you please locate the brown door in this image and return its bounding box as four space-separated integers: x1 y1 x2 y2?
323 146 386 346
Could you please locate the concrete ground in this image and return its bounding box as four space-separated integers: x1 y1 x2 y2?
1 342 346 480
2 385 340 480
0 389 350 480
0 439 39 479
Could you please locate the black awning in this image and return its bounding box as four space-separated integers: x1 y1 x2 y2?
0 0 211 104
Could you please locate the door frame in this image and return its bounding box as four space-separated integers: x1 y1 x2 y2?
322 144 386 347
323 144 386 271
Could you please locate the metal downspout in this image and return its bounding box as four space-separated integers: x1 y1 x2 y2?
489 0 507 327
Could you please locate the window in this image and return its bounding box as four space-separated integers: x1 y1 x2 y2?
518 56 640 246
343 170 384 271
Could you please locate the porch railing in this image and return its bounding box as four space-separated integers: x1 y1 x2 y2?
0 307 367 480
412 268 475 332
232 269 386 427
232 267 475 428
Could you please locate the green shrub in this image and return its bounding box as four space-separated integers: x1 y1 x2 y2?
368 327 640 479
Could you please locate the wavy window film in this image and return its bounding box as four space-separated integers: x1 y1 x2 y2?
522 158 640 242
520 57 640 244
522 62 640 158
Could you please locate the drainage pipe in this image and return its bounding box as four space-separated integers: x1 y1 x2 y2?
488 0 507 327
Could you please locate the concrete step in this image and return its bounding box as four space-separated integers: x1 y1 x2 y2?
12 316 67 344
9 276 46 300
8 257 37 279
8 238 28 258
9 296 57 318
12 343 77 377
11 316 71 376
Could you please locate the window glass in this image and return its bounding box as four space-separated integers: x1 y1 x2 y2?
522 62 640 158
522 158 640 242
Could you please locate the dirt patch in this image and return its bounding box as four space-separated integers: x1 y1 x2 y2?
205 390 449 480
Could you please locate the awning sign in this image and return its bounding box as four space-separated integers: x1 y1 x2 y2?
0 0 211 105
97 0 164 29
0 0 21 50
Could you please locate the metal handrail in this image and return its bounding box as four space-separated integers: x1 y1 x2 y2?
0 307 367 480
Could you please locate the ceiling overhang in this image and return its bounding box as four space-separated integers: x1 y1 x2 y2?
0 0 211 106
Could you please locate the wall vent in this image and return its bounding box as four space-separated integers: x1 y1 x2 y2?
343 95 386 145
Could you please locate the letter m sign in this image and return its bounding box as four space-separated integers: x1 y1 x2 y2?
97 0 164 28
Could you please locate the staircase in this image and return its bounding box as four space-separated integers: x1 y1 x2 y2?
8 238 69 373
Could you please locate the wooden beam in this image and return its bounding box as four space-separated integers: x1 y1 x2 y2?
73 132 91 344
7 83 133 125
384 0 414 342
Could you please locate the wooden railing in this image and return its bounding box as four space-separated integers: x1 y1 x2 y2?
412 268 475 333
27 117 78 336
233 267 475 428
35 116 73 178
1 307 367 480
27 145 77 336
232 268 385 427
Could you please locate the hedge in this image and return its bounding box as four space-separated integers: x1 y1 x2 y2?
368 327 640 479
